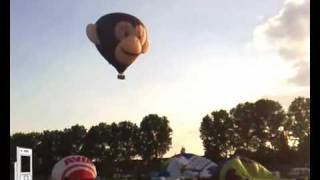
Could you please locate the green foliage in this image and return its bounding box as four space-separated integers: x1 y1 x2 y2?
200 110 236 161
36 130 64 176
59 124 87 156
230 99 286 152
295 135 310 165
138 114 172 160
108 121 140 161
10 97 309 178
81 123 112 162
286 97 310 147
200 97 309 166
10 114 173 178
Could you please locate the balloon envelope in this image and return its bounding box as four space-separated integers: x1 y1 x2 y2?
158 153 218 179
51 155 97 180
218 156 279 180
86 12 149 79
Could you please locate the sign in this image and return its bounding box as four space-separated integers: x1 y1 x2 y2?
15 147 32 180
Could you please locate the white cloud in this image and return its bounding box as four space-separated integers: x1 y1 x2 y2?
252 0 310 86
288 61 310 86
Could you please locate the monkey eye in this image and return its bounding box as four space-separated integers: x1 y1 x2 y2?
115 21 134 40
137 34 142 40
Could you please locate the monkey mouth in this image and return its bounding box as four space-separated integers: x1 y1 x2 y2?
121 48 140 57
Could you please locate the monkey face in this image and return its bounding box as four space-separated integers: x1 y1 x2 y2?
114 21 149 66
86 13 149 74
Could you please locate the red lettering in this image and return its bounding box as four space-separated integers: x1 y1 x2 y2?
64 158 74 166
81 156 87 163
64 156 93 166
86 157 93 164
71 156 81 162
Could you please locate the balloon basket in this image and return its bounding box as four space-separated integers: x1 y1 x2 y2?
117 74 125 80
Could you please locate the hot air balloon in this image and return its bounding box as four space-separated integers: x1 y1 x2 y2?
157 153 218 179
86 13 149 79
51 155 97 180
218 156 282 180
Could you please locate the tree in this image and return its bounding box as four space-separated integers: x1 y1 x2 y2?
296 135 310 165
273 131 292 163
81 123 112 162
36 130 64 176
254 99 287 150
58 124 87 156
286 97 310 148
108 121 140 161
80 123 114 177
200 110 236 161
230 99 286 152
138 114 172 160
230 102 257 151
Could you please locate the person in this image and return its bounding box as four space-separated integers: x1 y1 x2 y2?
180 147 186 154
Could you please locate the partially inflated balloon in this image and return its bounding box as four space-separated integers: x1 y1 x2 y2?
158 153 218 179
51 155 97 180
218 156 279 180
86 13 149 79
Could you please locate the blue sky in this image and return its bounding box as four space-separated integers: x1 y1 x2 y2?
11 0 309 156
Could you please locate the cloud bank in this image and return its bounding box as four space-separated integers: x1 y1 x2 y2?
253 0 310 86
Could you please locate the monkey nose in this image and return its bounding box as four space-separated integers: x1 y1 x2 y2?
125 36 142 54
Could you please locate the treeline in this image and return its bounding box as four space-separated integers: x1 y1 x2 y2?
200 97 310 167
10 97 309 178
10 114 172 178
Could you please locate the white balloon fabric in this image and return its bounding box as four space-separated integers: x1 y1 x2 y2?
51 155 97 180
159 153 218 179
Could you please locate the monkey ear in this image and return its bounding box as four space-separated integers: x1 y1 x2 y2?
142 40 149 53
86 23 100 45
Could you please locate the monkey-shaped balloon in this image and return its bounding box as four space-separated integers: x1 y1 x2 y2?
86 13 149 79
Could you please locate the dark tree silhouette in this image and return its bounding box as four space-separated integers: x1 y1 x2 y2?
286 97 310 149
108 121 140 161
296 135 310 165
9 97 310 178
274 131 292 163
81 123 111 162
36 130 64 176
230 99 286 152
200 110 237 161
58 124 87 156
138 114 172 160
